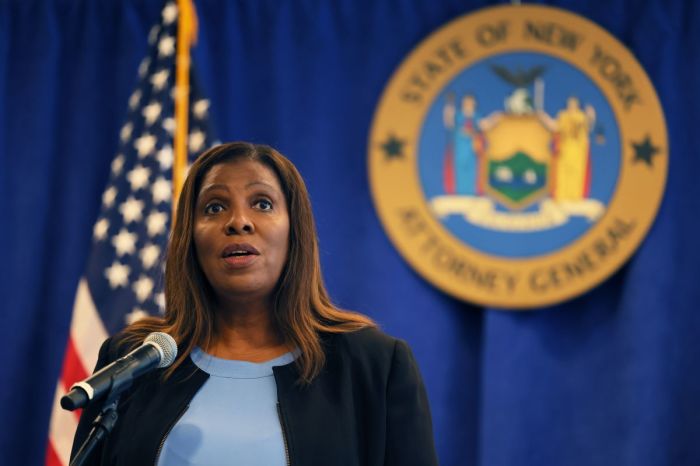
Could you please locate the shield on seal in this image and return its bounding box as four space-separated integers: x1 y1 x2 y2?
481 114 553 210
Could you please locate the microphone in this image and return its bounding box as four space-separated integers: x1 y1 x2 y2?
61 332 177 411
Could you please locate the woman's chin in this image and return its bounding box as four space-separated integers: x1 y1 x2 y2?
213 282 275 305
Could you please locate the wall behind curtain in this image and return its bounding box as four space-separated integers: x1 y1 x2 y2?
1 0 699 465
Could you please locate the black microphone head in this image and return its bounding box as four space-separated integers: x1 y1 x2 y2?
60 385 89 411
144 332 177 368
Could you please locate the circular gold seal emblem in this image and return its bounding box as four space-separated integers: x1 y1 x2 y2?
368 5 667 309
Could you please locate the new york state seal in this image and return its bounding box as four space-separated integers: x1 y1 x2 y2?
368 5 667 309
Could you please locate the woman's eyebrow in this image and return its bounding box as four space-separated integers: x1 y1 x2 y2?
199 183 229 195
245 181 277 190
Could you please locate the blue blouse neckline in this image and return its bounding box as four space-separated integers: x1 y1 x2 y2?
190 347 296 379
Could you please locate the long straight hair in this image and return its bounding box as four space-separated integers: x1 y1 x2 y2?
121 142 374 383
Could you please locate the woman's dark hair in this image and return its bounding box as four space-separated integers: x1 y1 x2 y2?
121 142 374 383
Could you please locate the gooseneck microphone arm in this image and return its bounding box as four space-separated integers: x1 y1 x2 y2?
65 332 177 466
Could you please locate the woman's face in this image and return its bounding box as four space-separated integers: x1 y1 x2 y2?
193 159 290 304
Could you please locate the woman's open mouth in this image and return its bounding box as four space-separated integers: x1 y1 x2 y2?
221 243 260 268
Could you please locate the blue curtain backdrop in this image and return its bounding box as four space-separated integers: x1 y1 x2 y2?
1 0 699 465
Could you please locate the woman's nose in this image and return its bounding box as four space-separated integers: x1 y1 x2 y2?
224 210 254 235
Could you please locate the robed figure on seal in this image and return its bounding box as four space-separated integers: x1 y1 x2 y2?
540 96 596 201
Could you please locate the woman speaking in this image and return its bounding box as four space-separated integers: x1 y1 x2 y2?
71 142 438 465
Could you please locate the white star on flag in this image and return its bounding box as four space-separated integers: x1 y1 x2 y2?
163 117 175 135
139 57 151 78
142 102 163 125
157 145 174 169
127 165 151 191
129 90 142 110
155 292 166 311
189 129 206 153
134 133 157 157
111 154 125 175
158 36 175 57
133 275 155 302
170 85 184 101
140 243 161 269
148 25 161 45
151 69 170 91
104 261 131 288
111 228 137 256
162 3 178 24
146 211 168 237
120 122 133 142
119 197 145 224
193 99 210 119
102 186 117 208
93 218 110 241
152 177 171 204
125 308 150 325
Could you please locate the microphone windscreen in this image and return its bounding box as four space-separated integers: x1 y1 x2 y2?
144 332 178 368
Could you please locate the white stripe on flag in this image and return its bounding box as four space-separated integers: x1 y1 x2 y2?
48 385 79 464
70 278 108 372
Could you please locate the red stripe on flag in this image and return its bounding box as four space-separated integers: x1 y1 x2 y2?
60 338 89 394
45 440 63 466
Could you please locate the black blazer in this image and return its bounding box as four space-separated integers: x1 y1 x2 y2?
71 327 439 465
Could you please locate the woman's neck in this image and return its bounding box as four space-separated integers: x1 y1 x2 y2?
206 301 289 362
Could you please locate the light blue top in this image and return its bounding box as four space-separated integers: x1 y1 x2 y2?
156 348 296 466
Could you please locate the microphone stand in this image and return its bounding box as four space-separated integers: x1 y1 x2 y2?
69 397 120 466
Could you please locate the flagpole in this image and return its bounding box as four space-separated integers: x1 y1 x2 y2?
173 0 198 219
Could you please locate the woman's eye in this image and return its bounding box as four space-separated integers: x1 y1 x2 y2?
254 199 273 211
204 203 225 214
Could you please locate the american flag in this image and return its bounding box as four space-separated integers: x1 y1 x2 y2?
46 2 215 464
